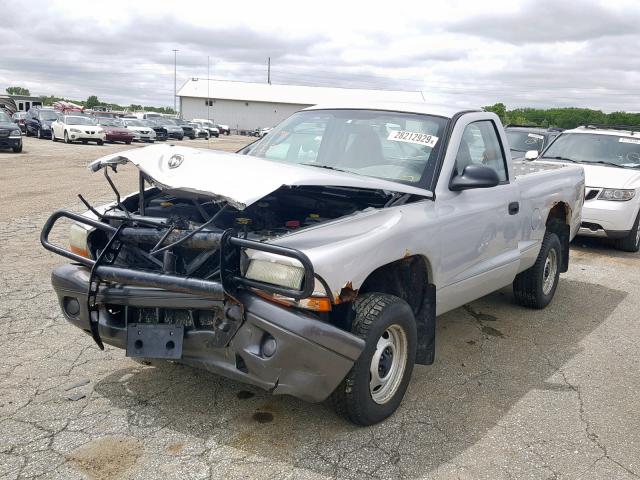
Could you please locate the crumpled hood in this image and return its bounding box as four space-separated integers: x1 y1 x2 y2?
89 144 433 210
581 163 640 189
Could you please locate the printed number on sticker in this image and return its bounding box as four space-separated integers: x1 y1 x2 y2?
528 133 544 140
619 137 640 144
388 130 439 148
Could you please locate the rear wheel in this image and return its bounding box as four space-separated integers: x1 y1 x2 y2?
513 231 562 309
64 131 70 144
331 293 416 425
614 212 640 252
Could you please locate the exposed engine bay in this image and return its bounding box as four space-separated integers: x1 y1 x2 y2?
85 182 402 281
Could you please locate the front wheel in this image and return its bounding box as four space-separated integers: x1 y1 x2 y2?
614 212 640 252
37 128 43 139
12 143 22 153
51 131 57 142
331 293 416 425
513 231 562 309
97 139 104 145
64 131 71 144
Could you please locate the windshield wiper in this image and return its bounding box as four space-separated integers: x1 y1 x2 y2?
540 155 579 163
586 160 628 169
300 163 355 174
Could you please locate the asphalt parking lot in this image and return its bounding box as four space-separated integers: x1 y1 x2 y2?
1 137 639 480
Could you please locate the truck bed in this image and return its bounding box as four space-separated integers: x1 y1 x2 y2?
513 160 566 178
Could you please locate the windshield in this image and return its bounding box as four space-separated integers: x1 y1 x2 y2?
96 118 117 126
64 116 95 126
123 119 144 127
39 110 59 121
506 130 545 153
242 109 448 186
153 118 176 126
0 111 12 123
541 132 640 168
140 120 156 127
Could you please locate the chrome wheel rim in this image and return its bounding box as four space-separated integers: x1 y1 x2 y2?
542 248 558 295
369 324 408 405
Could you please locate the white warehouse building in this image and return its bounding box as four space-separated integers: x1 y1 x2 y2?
177 79 425 132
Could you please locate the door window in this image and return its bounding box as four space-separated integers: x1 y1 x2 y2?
455 121 508 182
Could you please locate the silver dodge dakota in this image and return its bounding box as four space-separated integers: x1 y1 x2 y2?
42 103 585 425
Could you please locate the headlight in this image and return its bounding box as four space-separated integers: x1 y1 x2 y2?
10 129 21 136
70 128 81 133
69 223 90 258
245 259 304 290
598 189 636 201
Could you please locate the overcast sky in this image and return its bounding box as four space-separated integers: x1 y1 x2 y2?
1 0 639 112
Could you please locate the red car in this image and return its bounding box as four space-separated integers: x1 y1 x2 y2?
95 118 135 144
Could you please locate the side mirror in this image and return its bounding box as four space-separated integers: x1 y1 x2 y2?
450 164 501 191
524 150 539 160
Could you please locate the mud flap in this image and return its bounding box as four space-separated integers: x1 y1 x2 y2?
415 283 436 365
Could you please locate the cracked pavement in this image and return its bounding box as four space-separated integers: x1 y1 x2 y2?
1 137 639 479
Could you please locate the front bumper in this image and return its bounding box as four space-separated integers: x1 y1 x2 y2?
106 133 135 142
52 264 363 402
0 136 21 149
578 198 639 238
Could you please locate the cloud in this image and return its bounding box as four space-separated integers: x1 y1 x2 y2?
0 0 638 112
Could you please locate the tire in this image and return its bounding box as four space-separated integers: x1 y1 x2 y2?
126 141 132 145
64 131 71 144
149 140 155 143
614 212 640 252
97 139 104 145
82 140 88 144
513 231 562 309
330 293 417 425
37 127 42 139
51 131 57 142
25 128 31 137
12 143 22 153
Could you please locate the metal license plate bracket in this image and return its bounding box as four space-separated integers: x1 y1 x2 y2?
126 323 184 359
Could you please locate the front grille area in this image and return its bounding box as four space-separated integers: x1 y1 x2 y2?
105 304 223 330
581 222 604 231
585 188 601 201
0 130 9 137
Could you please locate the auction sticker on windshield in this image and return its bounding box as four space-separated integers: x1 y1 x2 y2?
528 133 544 140
388 130 438 148
619 138 640 144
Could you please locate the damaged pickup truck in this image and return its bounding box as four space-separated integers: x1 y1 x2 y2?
42 104 585 425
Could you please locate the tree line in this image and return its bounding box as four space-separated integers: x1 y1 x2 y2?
484 103 640 129
5 87 175 114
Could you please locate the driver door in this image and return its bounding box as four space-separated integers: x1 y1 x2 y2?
436 119 521 314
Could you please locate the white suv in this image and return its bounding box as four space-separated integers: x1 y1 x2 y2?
536 125 640 251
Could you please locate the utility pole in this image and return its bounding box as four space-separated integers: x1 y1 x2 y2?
172 49 178 115
267 57 271 85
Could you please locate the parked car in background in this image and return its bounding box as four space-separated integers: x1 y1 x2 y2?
188 121 210 139
94 118 135 144
536 125 640 251
216 123 230 135
191 119 219 138
25 107 59 139
120 118 156 143
150 118 184 140
141 120 168 141
173 118 196 139
250 127 272 137
42 104 584 425
51 115 105 145
11 112 27 133
0 110 23 152
505 125 563 160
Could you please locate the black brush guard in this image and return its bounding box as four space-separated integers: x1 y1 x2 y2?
41 210 316 348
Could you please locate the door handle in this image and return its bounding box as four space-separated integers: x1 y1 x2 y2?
508 202 520 215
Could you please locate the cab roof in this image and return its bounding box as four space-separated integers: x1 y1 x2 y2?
303 101 480 119
565 125 640 138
